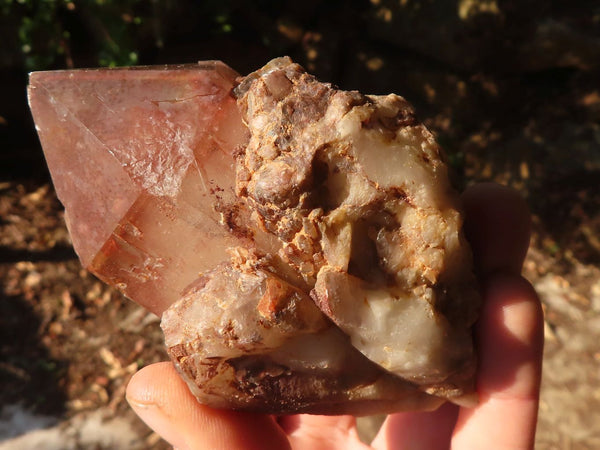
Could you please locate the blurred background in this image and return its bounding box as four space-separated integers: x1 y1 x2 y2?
1 0 599 448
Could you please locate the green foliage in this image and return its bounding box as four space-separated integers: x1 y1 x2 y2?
1 0 368 71
9 0 67 70
2 0 365 71
3 0 145 70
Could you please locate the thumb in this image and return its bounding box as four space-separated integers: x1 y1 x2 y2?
126 362 290 450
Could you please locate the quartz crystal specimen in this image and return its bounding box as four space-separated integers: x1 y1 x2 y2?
29 57 480 415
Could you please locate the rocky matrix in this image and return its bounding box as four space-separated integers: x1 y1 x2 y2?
29 57 480 415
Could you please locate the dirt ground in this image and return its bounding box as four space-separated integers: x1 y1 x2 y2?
1 2 599 448
0 181 171 449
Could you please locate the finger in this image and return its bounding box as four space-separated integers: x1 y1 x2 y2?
452 274 544 449
126 362 290 450
461 182 531 276
371 402 459 449
277 415 369 450
374 183 531 448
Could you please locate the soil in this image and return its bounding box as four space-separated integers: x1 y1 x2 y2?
0 181 171 449
1 2 599 448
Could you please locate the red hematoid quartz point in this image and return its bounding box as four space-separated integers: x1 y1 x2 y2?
28 63 253 315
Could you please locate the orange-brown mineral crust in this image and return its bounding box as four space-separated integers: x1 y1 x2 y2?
29 57 480 415
163 58 480 414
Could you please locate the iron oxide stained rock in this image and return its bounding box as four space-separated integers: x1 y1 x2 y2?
29 57 480 415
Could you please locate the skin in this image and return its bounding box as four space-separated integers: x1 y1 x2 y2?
126 183 544 450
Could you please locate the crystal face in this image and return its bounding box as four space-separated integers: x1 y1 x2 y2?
29 57 480 415
28 62 255 315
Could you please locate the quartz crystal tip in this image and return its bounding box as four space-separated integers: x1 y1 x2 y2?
28 62 250 314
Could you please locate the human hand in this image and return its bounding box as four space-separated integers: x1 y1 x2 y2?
126 183 544 450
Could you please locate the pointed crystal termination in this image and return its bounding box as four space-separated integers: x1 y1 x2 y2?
29 57 481 415
28 62 266 314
